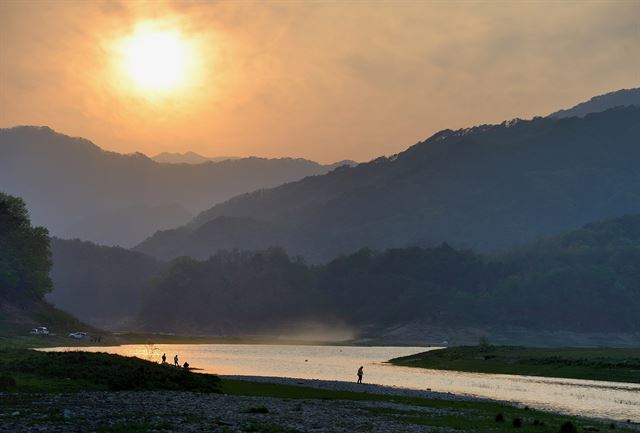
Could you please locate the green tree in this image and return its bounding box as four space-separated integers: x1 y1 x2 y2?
0 192 52 300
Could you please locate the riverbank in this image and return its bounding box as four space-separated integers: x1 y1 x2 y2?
5 387 637 433
3 381 638 433
2 348 637 431
389 345 640 384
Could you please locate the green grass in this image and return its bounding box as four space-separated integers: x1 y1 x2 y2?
0 347 220 392
389 345 640 383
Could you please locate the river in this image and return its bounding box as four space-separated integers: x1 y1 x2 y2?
42 344 640 422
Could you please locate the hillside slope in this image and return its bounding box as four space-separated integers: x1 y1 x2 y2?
549 87 640 118
132 214 640 343
47 239 163 329
137 105 640 261
0 126 351 247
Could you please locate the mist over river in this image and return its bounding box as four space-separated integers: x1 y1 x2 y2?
43 344 640 422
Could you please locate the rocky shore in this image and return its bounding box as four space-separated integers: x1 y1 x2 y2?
1 389 448 433
2 377 635 432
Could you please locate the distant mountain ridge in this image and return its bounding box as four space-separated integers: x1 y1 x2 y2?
152 151 240 164
0 126 353 247
136 104 640 262
548 87 640 118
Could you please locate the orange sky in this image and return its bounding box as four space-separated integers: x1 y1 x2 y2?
1 0 639 163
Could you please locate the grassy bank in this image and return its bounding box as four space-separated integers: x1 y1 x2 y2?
389 345 640 383
0 348 220 393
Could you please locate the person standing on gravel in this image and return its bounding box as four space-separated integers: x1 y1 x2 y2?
357 366 364 384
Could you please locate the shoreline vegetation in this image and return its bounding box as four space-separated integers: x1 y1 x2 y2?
1 348 637 432
389 345 640 384
0 332 391 351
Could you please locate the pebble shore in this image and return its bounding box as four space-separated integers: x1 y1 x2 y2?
3 376 630 432
0 388 451 433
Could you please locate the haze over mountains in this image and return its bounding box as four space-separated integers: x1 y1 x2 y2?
0 127 353 247
5 87 640 344
46 213 640 345
136 213 640 344
137 89 640 262
151 151 240 164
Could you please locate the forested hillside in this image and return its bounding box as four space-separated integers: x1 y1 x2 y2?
134 215 640 339
137 106 640 262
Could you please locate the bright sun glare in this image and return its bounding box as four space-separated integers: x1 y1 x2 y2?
119 25 192 94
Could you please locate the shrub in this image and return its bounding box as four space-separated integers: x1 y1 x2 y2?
0 374 17 390
495 413 504 422
560 421 577 433
513 417 522 428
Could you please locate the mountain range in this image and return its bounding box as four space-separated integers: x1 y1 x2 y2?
136 90 640 262
151 151 241 164
0 127 353 247
45 212 640 345
548 87 640 118
14 87 640 344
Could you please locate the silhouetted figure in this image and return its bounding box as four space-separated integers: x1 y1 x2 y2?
357 366 363 384
174 354 179 367
183 361 189 370
161 353 166 364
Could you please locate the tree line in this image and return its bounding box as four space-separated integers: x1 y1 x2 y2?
137 215 640 334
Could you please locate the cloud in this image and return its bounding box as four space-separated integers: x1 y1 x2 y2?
1 1 638 162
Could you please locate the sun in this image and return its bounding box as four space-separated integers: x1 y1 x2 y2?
118 24 193 94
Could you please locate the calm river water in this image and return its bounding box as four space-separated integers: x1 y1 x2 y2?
44 344 640 421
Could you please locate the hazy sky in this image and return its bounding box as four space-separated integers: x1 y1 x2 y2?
1 0 639 163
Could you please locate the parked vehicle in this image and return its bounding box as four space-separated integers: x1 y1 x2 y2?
29 327 49 335
68 331 88 340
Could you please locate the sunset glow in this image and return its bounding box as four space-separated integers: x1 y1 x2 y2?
118 24 193 95
1 1 639 161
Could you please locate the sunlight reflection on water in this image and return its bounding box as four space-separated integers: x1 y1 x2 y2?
43 344 640 421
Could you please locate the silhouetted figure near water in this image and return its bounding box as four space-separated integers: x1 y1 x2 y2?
174 354 179 367
357 366 363 384
183 361 189 370
161 353 166 364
